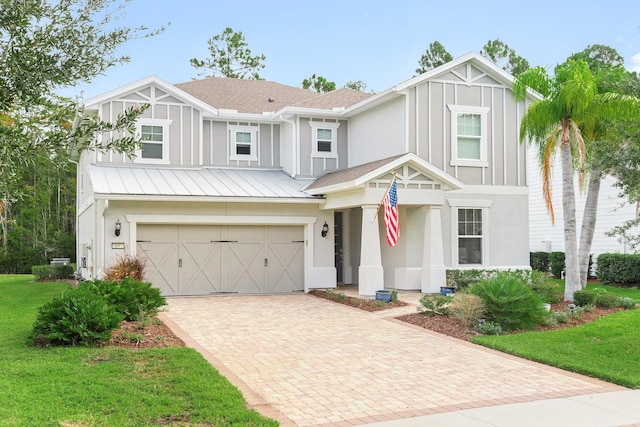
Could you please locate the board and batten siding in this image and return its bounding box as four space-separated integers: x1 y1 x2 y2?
349 63 528 188
298 118 348 177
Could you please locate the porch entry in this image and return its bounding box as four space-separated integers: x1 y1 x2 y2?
137 224 304 296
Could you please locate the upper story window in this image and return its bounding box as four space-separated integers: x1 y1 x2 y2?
134 119 172 164
229 124 258 161
448 105 490 167
308 121 340 158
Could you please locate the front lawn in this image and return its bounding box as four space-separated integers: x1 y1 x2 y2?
472 284 640 388
0 275 277 426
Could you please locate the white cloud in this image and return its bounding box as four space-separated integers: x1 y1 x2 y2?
630 53 640 73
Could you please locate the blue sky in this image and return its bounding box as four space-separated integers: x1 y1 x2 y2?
63 0 640 101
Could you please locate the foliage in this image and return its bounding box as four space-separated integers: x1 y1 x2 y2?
470 272 548 331
480 39 529 77
620 297 637 310
417 294 452 317
102 253 146 282
446 269 494 288
475 320 502 335
549 252 565 279
594 291 621 308
390 289 398 303
31 286 123 346
302 74 336 93
345 80 368 91
32 264 74 281
190 27 266 79
1 276 278 425
530 251 550 273
527 270 561 303
596 253 640 286
450 293 485 328
472 309 640 388
79 278 166 321
573 289 597 306
416 41 453 74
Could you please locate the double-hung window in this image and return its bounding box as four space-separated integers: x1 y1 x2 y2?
448 105 489 167
135 119 172 164
308 121 340 157
229 124 258 161
458 208 483 265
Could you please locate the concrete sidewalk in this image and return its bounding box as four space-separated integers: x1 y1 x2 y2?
160 293 631 426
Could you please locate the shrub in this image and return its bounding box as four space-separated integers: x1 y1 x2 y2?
79 278 166 321
103 253 146 283
446 269 494 289
573 289 597 307
31 287 123 347
620 297 637 310
470 272 548 331
530 252 550 273
595 292 622 308
597 253 640 286
390 289 398 303
527 270 561 303
450 293 485 328
418 294 452 317
549 252 565 279
32 264 74 281
475 320 502 335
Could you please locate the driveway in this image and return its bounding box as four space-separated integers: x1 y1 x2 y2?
160 293 624 427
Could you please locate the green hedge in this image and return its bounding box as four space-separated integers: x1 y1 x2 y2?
597 253 640 286
530 252 550 273
549 252 565 279
32 264 74 281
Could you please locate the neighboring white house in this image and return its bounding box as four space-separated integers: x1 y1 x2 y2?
528 147 637 261
75 52 533 297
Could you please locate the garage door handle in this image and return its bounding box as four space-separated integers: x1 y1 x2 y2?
292 240 304 243
210 240 239 243
179 259 182 268
264 258 268 267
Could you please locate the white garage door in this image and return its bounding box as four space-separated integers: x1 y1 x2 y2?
137 224 304 296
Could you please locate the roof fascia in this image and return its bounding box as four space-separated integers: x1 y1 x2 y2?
93 193 324 204
82 75 220 117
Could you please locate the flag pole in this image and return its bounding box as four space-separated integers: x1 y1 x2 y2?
373 171 397 221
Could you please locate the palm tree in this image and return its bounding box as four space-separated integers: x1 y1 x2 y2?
513 60 640 301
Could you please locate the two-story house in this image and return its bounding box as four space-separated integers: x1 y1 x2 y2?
75 52 532 297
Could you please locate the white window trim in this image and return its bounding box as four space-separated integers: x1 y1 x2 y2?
448 199 492 267
229 124 259 162
447 104 489 167
134 118 172 165
308 121 340 158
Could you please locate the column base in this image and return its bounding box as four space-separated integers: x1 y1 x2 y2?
421 264 446 294
358 266 384 297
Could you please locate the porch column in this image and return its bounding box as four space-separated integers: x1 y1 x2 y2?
421 205 446 293
359 204 384 297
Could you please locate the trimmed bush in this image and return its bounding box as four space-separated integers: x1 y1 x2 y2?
620 297 637 310
549 252 565 279
31 287 123 346
597 253 640 286
530 252 550 273
32 264 74 281
595 292 622 309
470 272 548 331
79 278 166 321
573 289 597 307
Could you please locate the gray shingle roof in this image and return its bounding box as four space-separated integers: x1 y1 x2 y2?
305 154 405 191
175 77 372 114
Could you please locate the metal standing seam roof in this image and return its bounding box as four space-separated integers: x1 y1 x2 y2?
87 164 318 199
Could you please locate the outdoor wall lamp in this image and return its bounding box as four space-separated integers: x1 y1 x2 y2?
321 221 329 238
115 219 122 237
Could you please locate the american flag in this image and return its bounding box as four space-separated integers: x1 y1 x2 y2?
383 178 399 246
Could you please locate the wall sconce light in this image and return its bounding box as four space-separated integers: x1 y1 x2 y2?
321 221 329 238
115 219 122 237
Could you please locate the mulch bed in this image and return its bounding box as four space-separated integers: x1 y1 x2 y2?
108 318 185 349
308 289 409 311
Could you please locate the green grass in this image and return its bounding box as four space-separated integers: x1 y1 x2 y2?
552 279 640 301
0 275 278 426
472 282 640 388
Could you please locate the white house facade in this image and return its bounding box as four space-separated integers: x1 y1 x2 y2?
75 52 533 297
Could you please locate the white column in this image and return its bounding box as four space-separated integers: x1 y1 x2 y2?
421 205 446 293
359 205 384 297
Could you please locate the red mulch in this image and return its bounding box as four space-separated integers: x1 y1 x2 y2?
308 289 409 311
108 318 184 349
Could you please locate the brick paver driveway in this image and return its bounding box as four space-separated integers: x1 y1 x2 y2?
160 294 623 427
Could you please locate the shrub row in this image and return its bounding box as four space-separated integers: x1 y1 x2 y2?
597 253 640 286
32 264 75 281
531 251 596 279
31 279 166 347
